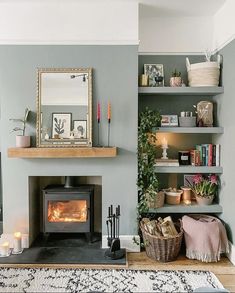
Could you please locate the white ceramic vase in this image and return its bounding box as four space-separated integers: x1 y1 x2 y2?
16 135 30 148
195 194 214 205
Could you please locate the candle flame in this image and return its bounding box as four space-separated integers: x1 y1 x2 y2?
2 241 9 247
14 232 21 238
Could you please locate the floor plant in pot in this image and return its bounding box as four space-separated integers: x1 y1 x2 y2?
189 174 219 205
10 107 31 148
137 108 161 217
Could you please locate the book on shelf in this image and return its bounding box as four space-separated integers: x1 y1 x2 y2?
192 144 220 167
155 159 179 167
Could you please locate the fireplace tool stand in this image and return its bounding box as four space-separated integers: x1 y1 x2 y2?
105 205 125 260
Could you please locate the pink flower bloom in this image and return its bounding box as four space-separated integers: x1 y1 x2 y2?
209 174 218 184
193 174 203 184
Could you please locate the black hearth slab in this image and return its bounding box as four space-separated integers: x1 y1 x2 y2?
32 233 101 248
0 247 126 265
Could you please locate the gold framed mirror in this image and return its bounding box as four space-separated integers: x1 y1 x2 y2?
36 68 92 147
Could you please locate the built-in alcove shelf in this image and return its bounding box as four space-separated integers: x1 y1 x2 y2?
7 147 117 158
138 86 224 96
149 203 222 214
155 166 223 174
152 127 224 134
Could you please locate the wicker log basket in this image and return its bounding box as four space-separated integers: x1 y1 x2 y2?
140 219 183 262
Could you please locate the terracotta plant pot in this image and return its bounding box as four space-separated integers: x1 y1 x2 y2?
195 194 214 205
170 77 182 87
16 135 30 148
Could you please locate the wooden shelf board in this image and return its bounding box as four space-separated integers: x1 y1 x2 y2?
148 203 222 214
138 86 224 96
152 127 224 134
8 147 117 158
154 166 223 174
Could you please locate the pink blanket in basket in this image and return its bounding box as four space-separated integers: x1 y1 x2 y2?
182 214 229 262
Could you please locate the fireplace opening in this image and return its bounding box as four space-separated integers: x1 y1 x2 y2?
29 176 102 247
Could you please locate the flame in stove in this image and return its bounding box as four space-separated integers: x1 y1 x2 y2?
48 200 87 222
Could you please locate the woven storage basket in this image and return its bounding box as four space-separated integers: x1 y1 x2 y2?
186 57 220 87
147 191 165 209
140 220 183 262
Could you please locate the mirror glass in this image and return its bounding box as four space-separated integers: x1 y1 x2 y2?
37 68 92 147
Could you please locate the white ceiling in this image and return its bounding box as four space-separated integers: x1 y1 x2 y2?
0 0 226 17
138 0 226 17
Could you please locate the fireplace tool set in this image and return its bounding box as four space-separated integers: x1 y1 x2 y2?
105 204 125 259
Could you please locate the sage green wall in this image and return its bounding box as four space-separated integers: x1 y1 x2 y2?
0 45 138 237
213 39 235 242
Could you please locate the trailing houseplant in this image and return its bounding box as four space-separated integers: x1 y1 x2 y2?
137 108 161 217
10 107 31 148
189 174 219 205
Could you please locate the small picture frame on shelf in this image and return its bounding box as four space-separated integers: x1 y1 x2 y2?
73 120 87 139
161 115 178 127
144 64 164 87
52 113 72 139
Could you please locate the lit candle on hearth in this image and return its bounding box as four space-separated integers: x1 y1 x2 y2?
162 137 168 148
13 232 22 254
0 241 10 257
97 101 101 122
108 102 111 122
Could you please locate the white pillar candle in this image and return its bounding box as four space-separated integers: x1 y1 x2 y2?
13 232 22 253
0 242 10 257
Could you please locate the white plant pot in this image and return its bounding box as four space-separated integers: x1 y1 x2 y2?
16 135 30 148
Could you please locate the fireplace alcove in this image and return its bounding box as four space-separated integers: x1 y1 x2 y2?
29 176 102 247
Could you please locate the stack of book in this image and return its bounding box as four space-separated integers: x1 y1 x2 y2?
190 144 220 166
155 159 179 167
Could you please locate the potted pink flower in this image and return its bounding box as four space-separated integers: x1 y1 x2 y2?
190 174 219 205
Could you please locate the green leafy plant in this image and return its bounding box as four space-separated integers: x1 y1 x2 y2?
137 108 161 216
171 69 181 77
10 108 30 136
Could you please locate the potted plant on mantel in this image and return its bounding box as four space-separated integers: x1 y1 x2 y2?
189 174 219 205
137 108 162 216
10 107 31 148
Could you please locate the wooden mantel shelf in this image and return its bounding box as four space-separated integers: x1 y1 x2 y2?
8 147 117 158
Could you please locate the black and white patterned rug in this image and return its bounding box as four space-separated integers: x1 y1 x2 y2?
0 268 224 292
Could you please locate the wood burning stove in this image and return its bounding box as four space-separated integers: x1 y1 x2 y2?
43 185 94 236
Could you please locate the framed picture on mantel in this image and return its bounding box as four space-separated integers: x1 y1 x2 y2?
144 64 164 87
52 113 71 139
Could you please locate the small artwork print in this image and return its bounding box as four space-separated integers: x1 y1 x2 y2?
52 113 71 139
144 64 164 87
161 115 178 127
74 120 87 139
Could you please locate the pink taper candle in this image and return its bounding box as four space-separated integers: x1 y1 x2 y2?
108 102 111 122
97 101 101 122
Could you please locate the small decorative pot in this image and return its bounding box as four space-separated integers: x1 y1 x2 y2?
181 186 192 203
16 135 30 148
170 77 182 87
195 194 214 205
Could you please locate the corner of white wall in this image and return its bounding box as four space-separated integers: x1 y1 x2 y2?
213 0 235 52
